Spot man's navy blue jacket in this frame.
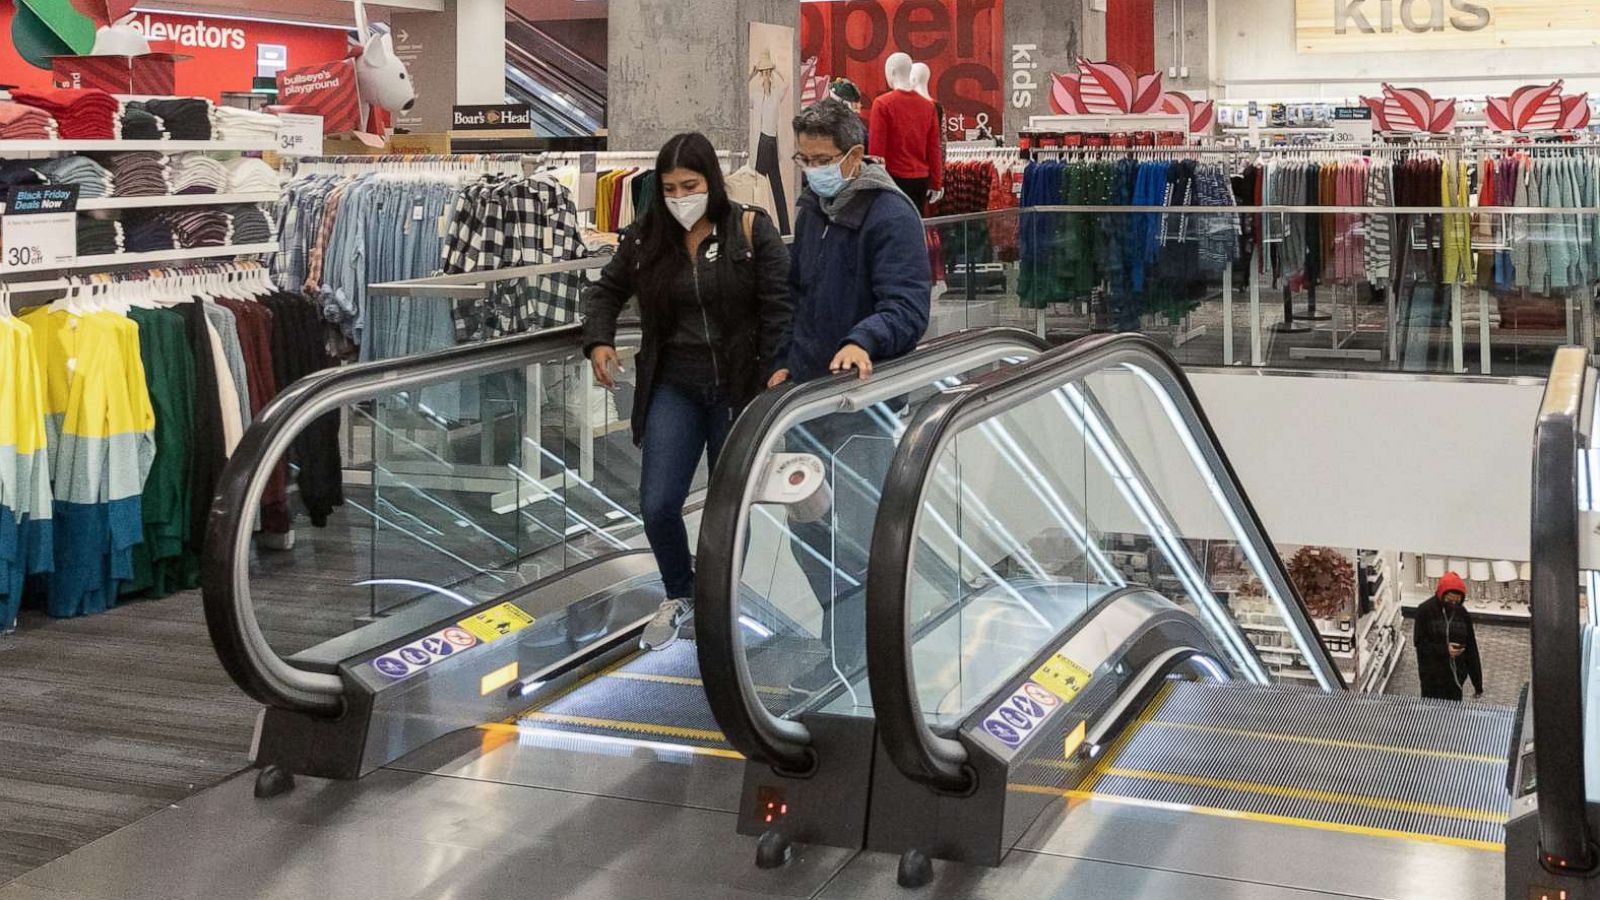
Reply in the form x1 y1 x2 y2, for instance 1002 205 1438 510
782 183 932 382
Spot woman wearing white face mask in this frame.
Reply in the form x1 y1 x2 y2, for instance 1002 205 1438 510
582 131 793 651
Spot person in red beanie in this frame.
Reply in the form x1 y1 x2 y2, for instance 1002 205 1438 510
1413 571 1484 702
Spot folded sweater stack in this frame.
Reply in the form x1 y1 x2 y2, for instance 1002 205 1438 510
118 105 164 140
123 215 177 253
212 107 281 141
168 153 228 194
129 98 212 140
224 157 279 193
0 101 56 140
75 217 123 255
100 152 171 197
10 88 119 139
225 204 275 244
34 155 112 198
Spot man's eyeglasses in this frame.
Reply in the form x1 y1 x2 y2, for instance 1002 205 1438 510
791 151 848 170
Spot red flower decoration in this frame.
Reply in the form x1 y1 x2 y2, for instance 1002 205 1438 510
1159 92 1215 134
1485 81 1591 132
1361 84 1457 134
1049 59 1163 115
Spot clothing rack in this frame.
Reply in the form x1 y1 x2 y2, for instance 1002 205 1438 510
2 259 271 303
291 153 534 176
946 146 1021 161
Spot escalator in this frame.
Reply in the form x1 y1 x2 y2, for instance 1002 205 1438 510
74 324 1578 899
503 11 604 136
849 333 1587 899
200 322 1049 875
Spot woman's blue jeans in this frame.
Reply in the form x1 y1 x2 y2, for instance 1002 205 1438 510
640 380 733 599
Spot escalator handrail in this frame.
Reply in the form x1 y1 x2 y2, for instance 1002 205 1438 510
202 323 638 716
864 333 1344 790
695 327 1050 772
1529 345 1594 870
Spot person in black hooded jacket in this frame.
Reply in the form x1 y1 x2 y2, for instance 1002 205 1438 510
582 131 792 653
1413 571 1484 702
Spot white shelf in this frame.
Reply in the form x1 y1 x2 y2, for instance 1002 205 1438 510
1 242 278 274
72 192 280 211
1360 633 1406 694
1357 592 1402 649
0 139 277 153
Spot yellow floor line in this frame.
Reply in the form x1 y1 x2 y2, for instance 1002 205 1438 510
1009 784 1504 853
1098 766 1507 824
1138 718 1505 765
477 722 744 760
521 710 729 744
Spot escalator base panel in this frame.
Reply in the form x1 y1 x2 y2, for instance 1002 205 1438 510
1085 681 1514 847
516 642 734 751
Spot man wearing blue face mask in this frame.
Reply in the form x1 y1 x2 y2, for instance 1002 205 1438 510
778 98 931 385
775 98 931 697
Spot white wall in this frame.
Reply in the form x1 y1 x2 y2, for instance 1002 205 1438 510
1191 369 1545 561
1216 0 1600 98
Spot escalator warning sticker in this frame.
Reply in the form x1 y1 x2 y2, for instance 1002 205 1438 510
458 602 536 644
1032 653 1092 704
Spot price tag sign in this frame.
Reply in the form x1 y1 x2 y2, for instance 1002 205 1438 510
2 185 78 271
276 113 325 158
1332 107 1374 143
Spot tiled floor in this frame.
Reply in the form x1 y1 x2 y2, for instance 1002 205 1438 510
1386 618 1530 708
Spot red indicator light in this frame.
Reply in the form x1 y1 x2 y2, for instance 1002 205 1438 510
780 804 788 814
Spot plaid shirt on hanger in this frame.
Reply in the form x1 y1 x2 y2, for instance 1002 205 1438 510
443 174 587 342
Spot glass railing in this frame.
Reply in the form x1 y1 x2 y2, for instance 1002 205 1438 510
205 321 650 711
864 333 1337 789
694 328 1049 770
926 205 1599 378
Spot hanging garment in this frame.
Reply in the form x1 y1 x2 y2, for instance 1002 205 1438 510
23 308 155 617
0 316 54 630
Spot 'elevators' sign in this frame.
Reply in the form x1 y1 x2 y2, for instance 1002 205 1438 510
1296 0 1600 52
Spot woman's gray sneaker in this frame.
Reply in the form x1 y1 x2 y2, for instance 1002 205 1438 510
640 598 693 650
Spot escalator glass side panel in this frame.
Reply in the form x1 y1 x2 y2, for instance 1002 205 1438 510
894 352 1327 735
735 352 1038 721
204 317 653 714
265 329 649 660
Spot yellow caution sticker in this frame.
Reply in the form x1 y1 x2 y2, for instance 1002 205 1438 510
480 661 520 696
1032 652 1092 703
1063 720 1088 759
459 602 536 643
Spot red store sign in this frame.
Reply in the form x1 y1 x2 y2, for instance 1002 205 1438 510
0 2 350 101
801 0 1006 138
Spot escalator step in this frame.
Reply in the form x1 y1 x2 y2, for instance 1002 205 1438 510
518 642 732 750
1082 681 1514 846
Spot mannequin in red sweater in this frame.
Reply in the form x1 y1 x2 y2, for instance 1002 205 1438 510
869 53 943 212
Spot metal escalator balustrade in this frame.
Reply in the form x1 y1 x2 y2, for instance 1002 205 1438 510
691 326 1050 850
203 322 639 718
200 309 1052 846
1504 344 1600 899
855 333 1348 872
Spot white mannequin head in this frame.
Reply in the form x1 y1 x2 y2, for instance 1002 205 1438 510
909 62 932 100
885 53 913 92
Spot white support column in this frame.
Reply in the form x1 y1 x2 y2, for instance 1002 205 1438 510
1478 287 1491 376
454 0 506 105
1450 283 1465 374
1249 261 1263 367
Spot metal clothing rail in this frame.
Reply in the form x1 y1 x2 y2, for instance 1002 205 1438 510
920 203 1600 226
2 259 273 300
